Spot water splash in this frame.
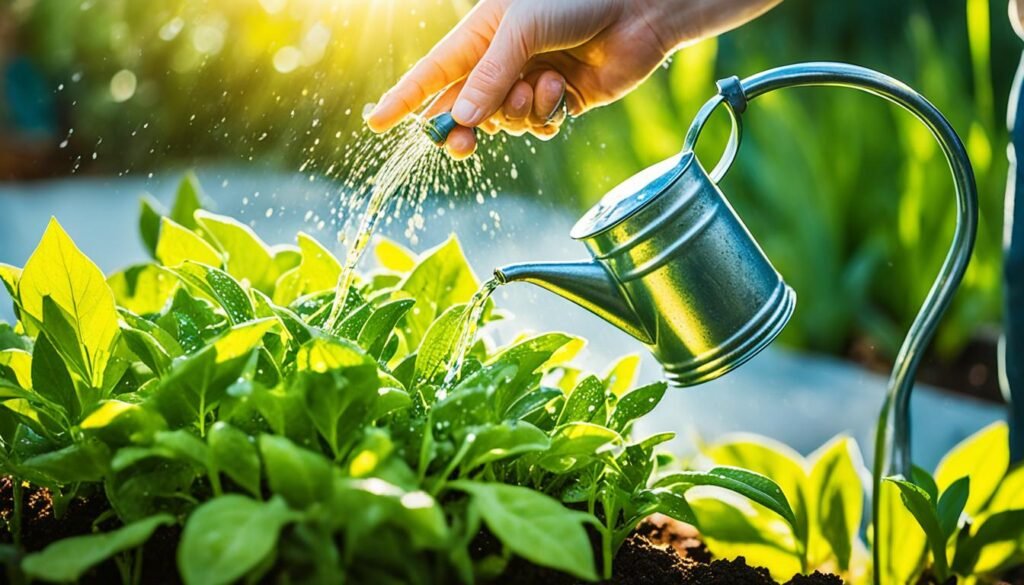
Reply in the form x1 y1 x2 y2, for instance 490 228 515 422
442 275 504 387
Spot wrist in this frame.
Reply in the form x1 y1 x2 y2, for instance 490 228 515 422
639 0 781 52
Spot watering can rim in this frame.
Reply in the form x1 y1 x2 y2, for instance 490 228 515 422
570 151 696 241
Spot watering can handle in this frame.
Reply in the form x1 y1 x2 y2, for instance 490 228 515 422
682 76 747 183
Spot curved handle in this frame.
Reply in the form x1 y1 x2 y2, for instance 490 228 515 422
683 76 746 183
690 62 978 585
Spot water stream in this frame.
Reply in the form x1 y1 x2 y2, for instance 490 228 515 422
325 124 438 329
442 275 504 387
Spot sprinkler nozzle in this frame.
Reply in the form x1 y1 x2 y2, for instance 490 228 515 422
422 112 459 146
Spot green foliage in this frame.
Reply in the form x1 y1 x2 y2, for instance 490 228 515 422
0 180 796 584
882 422 1024 583
694 434 867 581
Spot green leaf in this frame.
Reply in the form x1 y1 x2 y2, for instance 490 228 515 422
358 298 414 360
23 514 174 582
196 210 279 293
251 289 313 348
297 362 381 457
179 495 297 585
601 354 641 397
31 332 79 423
688 496 801 578
139 196 164 258
401 236 480 348
108 264 177 315
935 422 1009 516
657 466 797 530
374 237 417 272
157 217 222 268
451 481 597 581
296 232 341 293
171 172 205 229
951 508 1024 574
150 319 275 427
936 476 969 538
157 288 226 354
208 422 261 497
876 478 928 585
19 438 111 484
168 262 254 325
259 434 333 509
609 381 666 432
414 303 466 383
645 488 698 524
463 421 550 469
19 218 120 388
808 436 863 571
504 387 560 421
333 478 449 549
557 375 606 425
538 422 621 473
0 348 32 389
885 476 949 579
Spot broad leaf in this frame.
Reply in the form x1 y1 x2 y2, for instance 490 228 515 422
19 218 120 388
400 236 480 347
168 262 254 325
451 481 597 581
178 495 297 585
935 422 1008 516
157 217 222 268
208 422 261 497
23 514 174 582
196 211 279 293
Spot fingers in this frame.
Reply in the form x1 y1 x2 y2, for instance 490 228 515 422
444 126 477 160
530 70 567 127
502 80 534 121
365 2 496 133
451 13 533 126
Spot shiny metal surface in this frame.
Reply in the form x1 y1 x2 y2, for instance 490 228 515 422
501 144 796 387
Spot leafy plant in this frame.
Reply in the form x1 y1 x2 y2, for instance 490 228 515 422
882 422 1024 584
687 434 869 582
0 176 795 584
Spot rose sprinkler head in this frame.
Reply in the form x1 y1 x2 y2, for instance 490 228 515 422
421 112 459 146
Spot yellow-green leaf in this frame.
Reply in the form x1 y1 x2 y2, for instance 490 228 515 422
400 236 480 347
374 237 417 272
935 422 1009 516
108 264 177 315
196 211 278 293
297 232 341 293
602 353 641 396
19 218 120 388
0 349 32 388
156 217 222 268
0 263 20 298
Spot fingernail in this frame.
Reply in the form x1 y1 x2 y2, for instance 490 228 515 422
452 100 482 126
546 91 567 125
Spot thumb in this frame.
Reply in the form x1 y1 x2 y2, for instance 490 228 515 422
451 15 533 127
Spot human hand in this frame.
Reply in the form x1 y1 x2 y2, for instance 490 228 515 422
366 0 780 159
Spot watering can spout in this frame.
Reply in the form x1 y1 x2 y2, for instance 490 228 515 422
495 261 653 344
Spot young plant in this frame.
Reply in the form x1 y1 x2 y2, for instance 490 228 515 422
685 434 869 582
882 422 1024 584
0 175 796 585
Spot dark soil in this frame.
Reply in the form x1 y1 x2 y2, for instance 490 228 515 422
0 477 182 584
483 514 843 585
849 331 1002 403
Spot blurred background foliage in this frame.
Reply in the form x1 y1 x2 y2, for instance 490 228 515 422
3 0 1020 362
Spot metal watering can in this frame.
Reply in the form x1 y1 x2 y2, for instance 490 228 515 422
493 63 977 410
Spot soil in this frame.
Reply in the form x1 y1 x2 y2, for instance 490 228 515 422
7 480 1020 585
848 331 1003 403
0 477 182 584
483 514 843 585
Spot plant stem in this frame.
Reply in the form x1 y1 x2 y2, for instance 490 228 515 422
12 480 22 548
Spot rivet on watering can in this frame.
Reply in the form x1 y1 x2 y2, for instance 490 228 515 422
422 112 459 145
